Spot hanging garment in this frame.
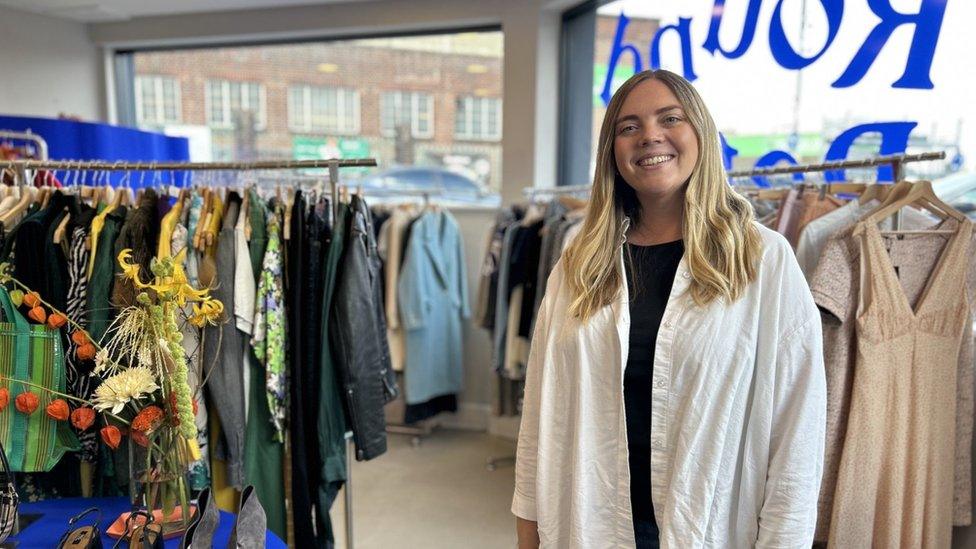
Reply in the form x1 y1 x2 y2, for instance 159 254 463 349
185 194 204 289
285 191 328 548
532 201 569 321
317 201 350 543
397 209 469 405
251 202 287 441
828 219 973 547
86 200 118 279
112 189 160 308
490 222 521 376
241 192 286 540
170 217 210 492
782 192 844 248
11 191 78 313
202 193 246 489
330 195 398 461
304 197 341 547
475 207 518 330
377 205 418 373
794 200 933 281
64 222 98 463
86 206 127 345
809 220 976 540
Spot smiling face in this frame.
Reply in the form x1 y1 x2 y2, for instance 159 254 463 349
613 78 699 202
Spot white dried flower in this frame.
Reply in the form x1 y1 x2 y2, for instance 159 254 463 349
93 348 111 374
137 346 153 368
92 366 160 414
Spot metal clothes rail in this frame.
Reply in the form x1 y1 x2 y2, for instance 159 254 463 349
0 130 48 160
731 151 948 233
0 158 375 171
727 151 946 182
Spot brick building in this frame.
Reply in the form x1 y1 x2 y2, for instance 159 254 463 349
132 32 504 189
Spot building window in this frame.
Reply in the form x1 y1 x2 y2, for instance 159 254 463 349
205 80 266 130
288 85 360 134
454 96 501 141
135 76 181 126
380 91 434 139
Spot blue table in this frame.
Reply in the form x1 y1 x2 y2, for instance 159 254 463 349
10 497 286 547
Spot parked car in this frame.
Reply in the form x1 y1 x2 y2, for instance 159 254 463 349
352 165 500 207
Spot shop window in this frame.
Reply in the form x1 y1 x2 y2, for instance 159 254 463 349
381 92 434 139
455 97 501 141
206 80 266 130
289 85 361 135
135 76 181 126
123 29 504 192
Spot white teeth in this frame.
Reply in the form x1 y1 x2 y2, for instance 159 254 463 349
637 155 673 166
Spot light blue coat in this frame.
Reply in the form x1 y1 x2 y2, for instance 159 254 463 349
397 210 470 404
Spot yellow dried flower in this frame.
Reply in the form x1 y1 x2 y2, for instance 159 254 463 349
189 299 224 328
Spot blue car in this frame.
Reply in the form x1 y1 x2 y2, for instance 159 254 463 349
352 166 500 206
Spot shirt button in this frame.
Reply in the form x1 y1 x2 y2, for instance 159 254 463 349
682 271 690 279
655 380 666 388
664 320 673 328
653 440 663 448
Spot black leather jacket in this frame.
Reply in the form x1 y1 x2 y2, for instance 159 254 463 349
329 195 399 460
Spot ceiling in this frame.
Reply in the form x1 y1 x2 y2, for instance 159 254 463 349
0 0 377 22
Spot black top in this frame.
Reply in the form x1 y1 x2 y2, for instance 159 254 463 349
623 239 684 543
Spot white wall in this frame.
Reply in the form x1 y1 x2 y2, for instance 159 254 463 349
0 6 102 120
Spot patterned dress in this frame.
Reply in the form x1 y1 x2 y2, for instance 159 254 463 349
65 226 97 462
251 203 287 442
171 222 211 490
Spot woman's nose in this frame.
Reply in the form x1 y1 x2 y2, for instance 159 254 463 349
639 124 664 147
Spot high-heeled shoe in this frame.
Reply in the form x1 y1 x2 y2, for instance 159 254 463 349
182 487 219 549
112 510 162 549
57 507 102 549
227 485 265 549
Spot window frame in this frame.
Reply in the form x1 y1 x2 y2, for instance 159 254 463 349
454 96 502 141
381 91 435 140
288 84 362 135
134 75 182 126
205 79 267 131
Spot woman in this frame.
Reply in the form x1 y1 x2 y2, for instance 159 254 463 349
512 70 826 548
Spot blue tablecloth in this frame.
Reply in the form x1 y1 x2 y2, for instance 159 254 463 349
10 497 286 547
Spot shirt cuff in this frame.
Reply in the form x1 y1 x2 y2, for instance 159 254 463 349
511 489 537 521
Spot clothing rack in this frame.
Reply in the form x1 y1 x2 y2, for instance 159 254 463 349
0 129 49 160
0 156 374 549
730 151 947 232
727 151 946 182
0 158 376 224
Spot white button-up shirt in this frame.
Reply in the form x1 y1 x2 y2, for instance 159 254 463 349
512 223 826 548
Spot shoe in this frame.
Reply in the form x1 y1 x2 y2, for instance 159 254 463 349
227 485 266 549
113 510 162 549
57 507 103 549
182 487 219 549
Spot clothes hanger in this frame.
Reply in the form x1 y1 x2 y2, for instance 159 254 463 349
863 180 964 235
0 186 19 218
0 168 33 228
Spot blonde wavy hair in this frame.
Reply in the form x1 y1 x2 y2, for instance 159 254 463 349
563 69 761 321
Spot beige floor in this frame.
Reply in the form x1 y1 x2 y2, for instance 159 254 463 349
330 429 517 549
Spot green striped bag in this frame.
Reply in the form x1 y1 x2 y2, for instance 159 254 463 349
0 286 78 472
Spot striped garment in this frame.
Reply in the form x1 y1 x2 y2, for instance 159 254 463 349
65 226 97 462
